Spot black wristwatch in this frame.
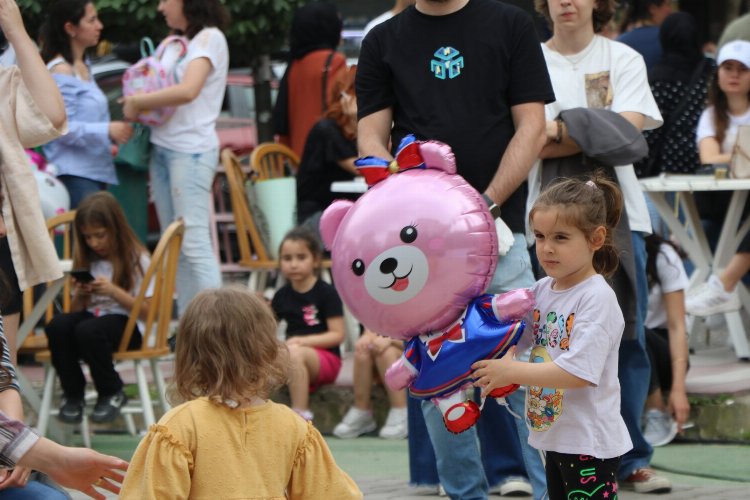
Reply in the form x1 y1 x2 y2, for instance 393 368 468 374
482 193 501 219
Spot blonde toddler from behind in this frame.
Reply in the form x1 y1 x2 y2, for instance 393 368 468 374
120 287 362 499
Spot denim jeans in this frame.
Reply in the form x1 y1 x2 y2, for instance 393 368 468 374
0 480 69 500
150 144 222 314
506 388 548 500
58 174 106 209
488 234 547 499
408 234 540 499
618 232 653 479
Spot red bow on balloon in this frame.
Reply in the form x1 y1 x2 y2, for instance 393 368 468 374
355 134 426 186
426 321 465 358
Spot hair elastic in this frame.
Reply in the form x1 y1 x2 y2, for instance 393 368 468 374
585 180 598 189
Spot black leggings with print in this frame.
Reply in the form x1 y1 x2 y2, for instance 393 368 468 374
546 451 621 500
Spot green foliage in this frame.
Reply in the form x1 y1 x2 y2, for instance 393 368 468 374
223 0 307 66
17 0 307 65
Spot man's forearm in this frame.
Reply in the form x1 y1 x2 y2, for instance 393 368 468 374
357 109 394 159
484 103 546 205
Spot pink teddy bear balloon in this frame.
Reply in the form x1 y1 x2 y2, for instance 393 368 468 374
320 136 534 433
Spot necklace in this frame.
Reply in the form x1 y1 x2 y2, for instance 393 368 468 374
550 37 596 71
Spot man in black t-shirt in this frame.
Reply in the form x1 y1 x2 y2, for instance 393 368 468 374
356 0 554 498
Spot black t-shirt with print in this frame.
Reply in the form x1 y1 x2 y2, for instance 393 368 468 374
296 118 358 223
356 0 555 233
271 279 344 357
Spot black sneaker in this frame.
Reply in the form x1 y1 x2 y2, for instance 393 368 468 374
90 391 128 423
57 398 84 424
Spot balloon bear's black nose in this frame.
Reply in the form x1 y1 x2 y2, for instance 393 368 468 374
380 257 397 274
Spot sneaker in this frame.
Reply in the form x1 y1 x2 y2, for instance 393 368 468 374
292 408 314 422
622 467 672 493
643 409 678 447
379 407 408 439
57 398 84 424
90 391 127 423
685 275 740 316
332 407 376 438
491 477 533 497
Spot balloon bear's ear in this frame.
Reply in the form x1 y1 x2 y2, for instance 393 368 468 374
320 200 355 250
419 141 457 175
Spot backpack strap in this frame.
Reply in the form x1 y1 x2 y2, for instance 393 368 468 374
155 35 189 60
155 35 190 83
140 37 155 58
321 50 336 112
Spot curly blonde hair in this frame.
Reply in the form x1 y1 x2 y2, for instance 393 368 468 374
169 286 290 406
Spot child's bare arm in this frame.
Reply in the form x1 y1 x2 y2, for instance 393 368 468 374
286 316 346 349
472 347 589 397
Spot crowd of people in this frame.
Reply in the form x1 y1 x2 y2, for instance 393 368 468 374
0 0 749 498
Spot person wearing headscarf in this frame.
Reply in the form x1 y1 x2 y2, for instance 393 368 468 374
273 2 346 158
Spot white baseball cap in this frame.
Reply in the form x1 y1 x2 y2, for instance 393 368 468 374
717 40 750 67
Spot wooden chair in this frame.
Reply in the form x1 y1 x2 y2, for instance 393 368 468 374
222 148 278 291
36 219 184 443
19 210 76 355
249 142 300 179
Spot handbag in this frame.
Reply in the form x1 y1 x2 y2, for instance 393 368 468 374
114 123 151 171
730 125 750 179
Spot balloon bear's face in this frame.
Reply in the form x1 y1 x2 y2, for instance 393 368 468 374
321 168 498 340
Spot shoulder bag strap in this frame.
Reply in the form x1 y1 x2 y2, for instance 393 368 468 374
321 50 336 112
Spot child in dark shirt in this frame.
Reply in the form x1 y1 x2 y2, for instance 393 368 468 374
271 227 345 421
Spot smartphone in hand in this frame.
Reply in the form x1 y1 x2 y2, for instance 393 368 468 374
70 269 95 283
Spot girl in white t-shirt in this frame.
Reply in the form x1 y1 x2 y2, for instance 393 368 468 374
531 0 668 492
121 0 229 314
642 234 690 447
687 40 750 317
474 174 631 500
45 192 153 426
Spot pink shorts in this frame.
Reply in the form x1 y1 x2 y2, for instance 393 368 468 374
311 348 342 391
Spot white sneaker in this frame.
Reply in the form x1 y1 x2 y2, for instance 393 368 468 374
491 477 533 496
293 408 314 422
643 409 678 447
685 275 740 316
378 407 408 439
333 407 376 438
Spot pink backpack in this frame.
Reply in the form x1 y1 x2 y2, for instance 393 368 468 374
122 35 189 126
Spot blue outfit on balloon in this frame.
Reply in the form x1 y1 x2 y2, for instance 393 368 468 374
404 294 525 400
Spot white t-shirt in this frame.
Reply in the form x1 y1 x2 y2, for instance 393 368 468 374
695 105 750 154
151 28 229 153
87 253 154 317
523 275 632 459
528 35 663 234
644 243 688 330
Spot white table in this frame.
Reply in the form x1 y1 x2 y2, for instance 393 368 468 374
17 260 72 441
640 175 750 360
331 178 368 194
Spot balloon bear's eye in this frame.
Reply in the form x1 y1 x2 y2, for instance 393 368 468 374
352 259 365 276
400 226 417 243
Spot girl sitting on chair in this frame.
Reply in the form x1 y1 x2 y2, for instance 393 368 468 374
45 191 153 425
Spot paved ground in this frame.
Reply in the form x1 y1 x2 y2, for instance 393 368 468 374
63 433 749 499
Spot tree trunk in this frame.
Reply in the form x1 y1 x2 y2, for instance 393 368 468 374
252 53 275 144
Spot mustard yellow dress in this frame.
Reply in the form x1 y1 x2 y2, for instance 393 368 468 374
119 398 362 499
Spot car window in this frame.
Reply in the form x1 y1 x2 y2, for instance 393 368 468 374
96 72 125 121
